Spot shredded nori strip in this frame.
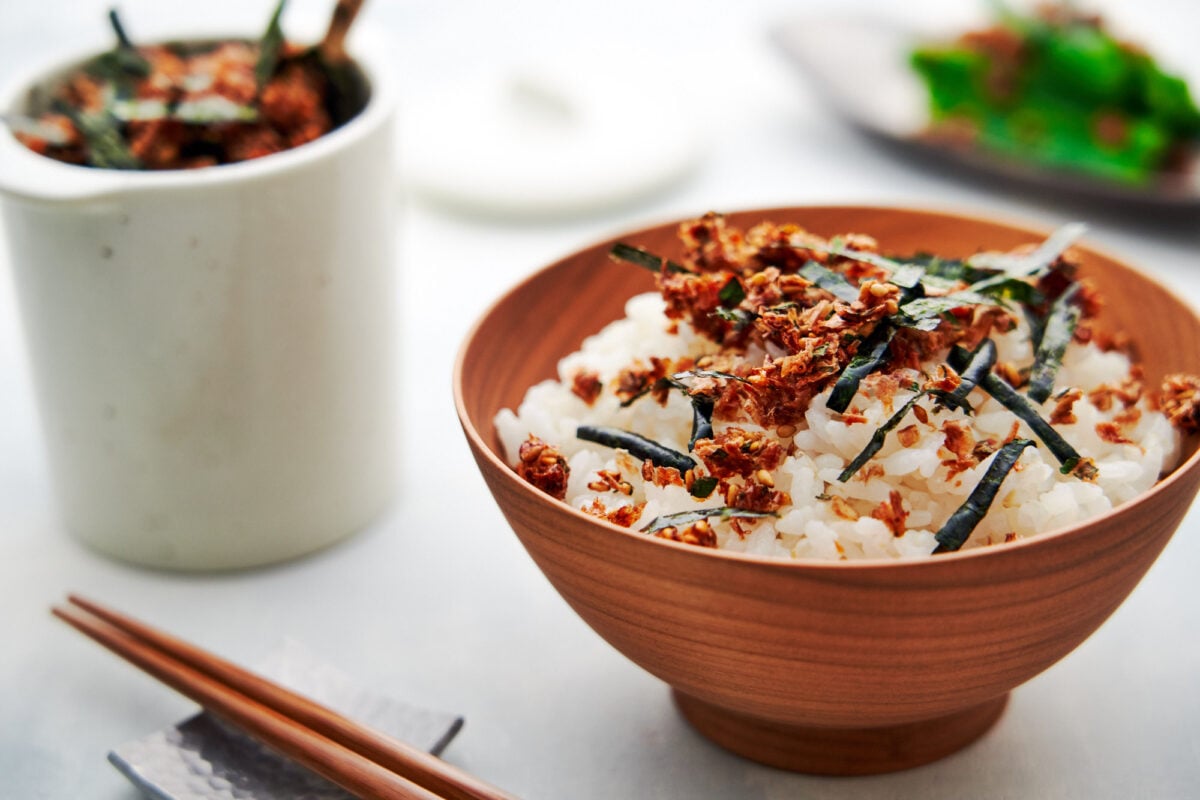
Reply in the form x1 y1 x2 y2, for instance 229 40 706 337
108 9 150 77
641 506 777 534
827 325 896 413
895 293 987 330
688 395 716 450
87 9 151 90
838 392 928 482
934 439 1036 553
609 242 690 274
818 240 927 300
905 255 993 285
886 262 926 291
618 372 743 450
966 223 1087 277
577 425 695 473
946 338 998 409
823 238 906 274
255 0 289 92
53 101 140 169
977 373 1094 478
1024 304 1049 353
1027 283 1083 404
799 261 859 302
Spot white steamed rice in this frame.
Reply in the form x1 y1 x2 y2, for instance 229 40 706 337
496 292 1181 560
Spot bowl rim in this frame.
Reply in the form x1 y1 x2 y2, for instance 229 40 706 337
453 203 1200 572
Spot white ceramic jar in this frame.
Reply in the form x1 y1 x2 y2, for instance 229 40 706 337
0 33 398 570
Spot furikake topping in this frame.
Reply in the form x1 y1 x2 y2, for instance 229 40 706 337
9 1 367 170
521 213 1142 554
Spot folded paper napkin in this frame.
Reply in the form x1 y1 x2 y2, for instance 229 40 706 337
108 639 464 800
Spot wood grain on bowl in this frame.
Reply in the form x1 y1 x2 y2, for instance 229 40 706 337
454 207 1200 774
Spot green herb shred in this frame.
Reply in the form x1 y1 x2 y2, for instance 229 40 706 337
689 476 719 499
641 506 777 534
718 276 746 306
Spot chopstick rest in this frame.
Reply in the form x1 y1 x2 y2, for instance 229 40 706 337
111 639 463 800
53 596 521 800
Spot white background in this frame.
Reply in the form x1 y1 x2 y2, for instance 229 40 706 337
1 1 1198 797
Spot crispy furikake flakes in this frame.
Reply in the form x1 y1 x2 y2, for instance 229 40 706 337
11 6 359 170
511 213 1200 555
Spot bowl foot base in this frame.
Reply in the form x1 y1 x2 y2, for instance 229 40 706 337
672 690 1008 775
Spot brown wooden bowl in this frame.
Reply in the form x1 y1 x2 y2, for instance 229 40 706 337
453 206 1200 775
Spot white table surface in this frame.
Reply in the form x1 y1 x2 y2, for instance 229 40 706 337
2 1 1199 797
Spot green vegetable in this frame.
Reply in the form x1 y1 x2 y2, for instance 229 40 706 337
910 7 1200 184
934 439 1036 552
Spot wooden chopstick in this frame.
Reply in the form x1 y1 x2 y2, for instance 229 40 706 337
53 595 521 800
